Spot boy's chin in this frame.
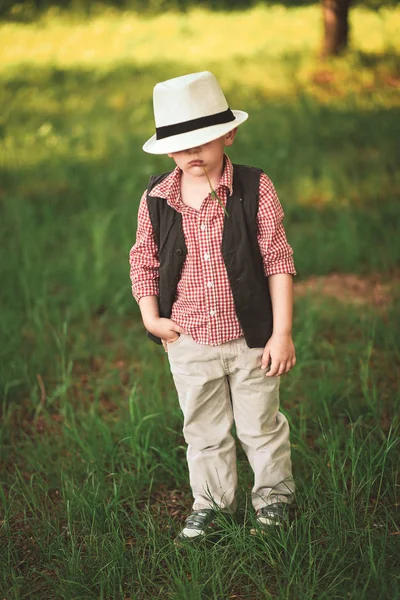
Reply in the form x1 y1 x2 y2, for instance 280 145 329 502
184 164 207 175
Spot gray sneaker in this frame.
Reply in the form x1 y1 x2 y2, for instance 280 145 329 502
249 502 290 536
174 509 219 545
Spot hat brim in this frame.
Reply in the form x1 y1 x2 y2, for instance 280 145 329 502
142 110 248 155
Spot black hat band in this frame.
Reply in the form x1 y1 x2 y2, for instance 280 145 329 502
156 108 235 141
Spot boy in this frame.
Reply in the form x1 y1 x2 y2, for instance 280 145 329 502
129 71 297 543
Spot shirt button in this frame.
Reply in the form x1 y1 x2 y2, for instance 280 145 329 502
207 281 214 288
200 224 206 231
210 310 216 317
203 252 209 260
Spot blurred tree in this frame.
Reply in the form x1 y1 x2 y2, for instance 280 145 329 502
321 0 352 56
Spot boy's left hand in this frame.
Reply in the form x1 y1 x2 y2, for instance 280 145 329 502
261 333 296 377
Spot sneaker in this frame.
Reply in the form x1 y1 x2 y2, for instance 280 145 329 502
174 509 219 545
249 502 290 536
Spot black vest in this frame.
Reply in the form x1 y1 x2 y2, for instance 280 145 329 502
146 163 274 348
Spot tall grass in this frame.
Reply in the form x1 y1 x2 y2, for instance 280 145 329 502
0 4 399 598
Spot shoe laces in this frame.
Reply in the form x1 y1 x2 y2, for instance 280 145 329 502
184 509 216 529
258 503 287 519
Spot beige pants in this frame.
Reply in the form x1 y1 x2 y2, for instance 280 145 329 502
166 334 295 513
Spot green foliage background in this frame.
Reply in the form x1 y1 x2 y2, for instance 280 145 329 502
2 0 400 20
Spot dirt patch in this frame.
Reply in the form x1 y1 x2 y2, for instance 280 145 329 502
295 271 398 308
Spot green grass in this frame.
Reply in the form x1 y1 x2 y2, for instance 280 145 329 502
1 4 400 599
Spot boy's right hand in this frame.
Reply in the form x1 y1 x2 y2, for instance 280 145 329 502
145 317 188 351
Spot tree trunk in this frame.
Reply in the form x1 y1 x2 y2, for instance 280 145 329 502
321 0 352 57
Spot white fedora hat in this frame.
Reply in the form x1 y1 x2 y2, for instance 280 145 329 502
142 71 248 155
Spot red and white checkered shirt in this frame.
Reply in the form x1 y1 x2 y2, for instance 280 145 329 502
129 154 296 346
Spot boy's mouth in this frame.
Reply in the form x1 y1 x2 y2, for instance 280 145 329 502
188 159 204 166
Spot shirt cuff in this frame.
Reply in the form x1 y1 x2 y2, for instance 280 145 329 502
132 281 159 304
265 258 297 277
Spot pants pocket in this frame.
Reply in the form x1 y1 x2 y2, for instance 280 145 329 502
167 333 185 348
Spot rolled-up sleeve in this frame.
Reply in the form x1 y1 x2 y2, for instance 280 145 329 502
129 191 160 303
257 173 297 277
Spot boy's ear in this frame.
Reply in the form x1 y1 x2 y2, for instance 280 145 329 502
224 127 238 146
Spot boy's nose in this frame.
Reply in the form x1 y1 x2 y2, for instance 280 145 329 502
188 145 202 154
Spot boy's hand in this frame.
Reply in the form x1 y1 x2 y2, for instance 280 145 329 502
261 333 296 377
145 317 188 351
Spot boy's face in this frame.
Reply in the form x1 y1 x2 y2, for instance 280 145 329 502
167 128 237 176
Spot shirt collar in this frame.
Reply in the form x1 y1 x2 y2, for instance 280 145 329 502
150 153 234 206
